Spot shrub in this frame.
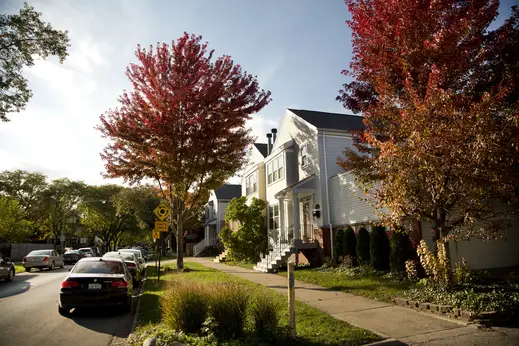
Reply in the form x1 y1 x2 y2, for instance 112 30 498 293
219 197 268 263
334 228 345 259
390 229 411 273
405 259 418 280
162 280 209 333
356 227 370 265
250 294 282 337
343 226 357 266
370 225 390 271
209 283 250 340
416 240 451 288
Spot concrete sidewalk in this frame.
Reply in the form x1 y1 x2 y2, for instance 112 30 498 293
188 258 519 345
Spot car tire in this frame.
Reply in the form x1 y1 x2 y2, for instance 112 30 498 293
49 262 55 271
6 268 14 282
25 267 31 272
58 305 69 316
60 262 64 269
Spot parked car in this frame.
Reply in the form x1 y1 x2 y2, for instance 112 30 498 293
22 249 64 272
78 248 95 257
102 251 142 286
62 250 86 265
0 254 15 282
120 249 146 276
58 257 133 315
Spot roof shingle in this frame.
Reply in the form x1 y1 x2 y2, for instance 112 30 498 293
253 143 268 157
288 108 365 131
214 184 242 200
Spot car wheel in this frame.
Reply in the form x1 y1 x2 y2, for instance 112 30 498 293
60 262 64 269
49 262 55 270
58 305 69 316
25 267 31 272
6 268 14 282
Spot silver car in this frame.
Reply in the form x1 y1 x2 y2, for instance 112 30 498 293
119 249 145 276
22 249 64 272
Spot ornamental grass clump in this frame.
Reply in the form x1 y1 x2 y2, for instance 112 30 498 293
250 294 282 337
209 283 250 340
161 280 209 333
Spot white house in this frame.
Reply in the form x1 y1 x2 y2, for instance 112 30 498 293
241 143 269 203
253 108 519 272
193 184 241 257
254 109 378 271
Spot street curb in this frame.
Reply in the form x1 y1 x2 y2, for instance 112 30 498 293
128 269 148 342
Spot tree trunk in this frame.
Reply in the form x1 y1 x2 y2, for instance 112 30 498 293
176 216 184 270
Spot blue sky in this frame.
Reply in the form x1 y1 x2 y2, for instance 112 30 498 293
0 0 516 186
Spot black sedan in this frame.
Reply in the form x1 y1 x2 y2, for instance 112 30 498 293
62 250 86 265
58 257 133 316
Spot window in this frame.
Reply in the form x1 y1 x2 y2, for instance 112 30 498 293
245 172 257 195
267 154 284 184
301 144 308 167
268 205 280 230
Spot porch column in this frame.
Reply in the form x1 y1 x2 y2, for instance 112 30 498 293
278 198 285 238
292 193 300 240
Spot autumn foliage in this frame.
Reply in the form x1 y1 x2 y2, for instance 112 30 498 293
338 0 519 241
97 33 271 268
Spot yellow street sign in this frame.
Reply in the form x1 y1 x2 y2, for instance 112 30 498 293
152 230 160 239
154 203 171 221
155 221 169 232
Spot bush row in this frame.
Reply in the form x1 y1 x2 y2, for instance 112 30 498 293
161 280 281 341
335 225 412 272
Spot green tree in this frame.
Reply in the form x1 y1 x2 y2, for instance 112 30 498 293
78 185 138 251
0 2 70 121
356 227 370 265
0 196 31 242
219 197 267 263
334 228 345 259
370 225 390 271
390 229 411 273
0 169 48 239
39 178 86 241
343 226 357 266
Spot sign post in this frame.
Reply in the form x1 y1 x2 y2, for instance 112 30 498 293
153 203 171 282
288 261 296 337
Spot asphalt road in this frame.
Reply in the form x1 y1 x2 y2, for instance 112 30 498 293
0 266 136 346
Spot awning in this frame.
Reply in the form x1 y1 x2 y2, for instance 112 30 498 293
275 174 317 200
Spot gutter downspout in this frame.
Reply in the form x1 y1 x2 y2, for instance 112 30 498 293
322 130 333 260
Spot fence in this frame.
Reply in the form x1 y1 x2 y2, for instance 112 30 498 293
0 243 54 261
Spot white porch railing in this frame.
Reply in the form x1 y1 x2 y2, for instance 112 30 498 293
193 237 219 257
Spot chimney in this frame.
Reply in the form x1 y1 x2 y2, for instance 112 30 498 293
266 133 272 155
271 128 277 145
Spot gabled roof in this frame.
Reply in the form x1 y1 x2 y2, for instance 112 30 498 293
288 108 365 131
253 143 268 158
214 184 242 200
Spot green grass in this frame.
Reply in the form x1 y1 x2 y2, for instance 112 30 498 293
277 267 412 303
14 264 25 273
136 262 380 346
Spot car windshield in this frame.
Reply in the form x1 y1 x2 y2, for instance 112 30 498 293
29 250 52 256
78 249 92 253
72 261 124 274
103 252 121 258
65 250 80 254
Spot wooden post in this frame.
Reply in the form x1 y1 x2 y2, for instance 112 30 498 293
288 261 296 337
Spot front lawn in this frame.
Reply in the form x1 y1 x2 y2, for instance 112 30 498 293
14 263 25 273
277 266 412 303
132 262 380 346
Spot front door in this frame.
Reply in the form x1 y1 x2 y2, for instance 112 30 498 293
302 199 312 242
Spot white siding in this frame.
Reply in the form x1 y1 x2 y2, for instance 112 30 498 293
217 201 229 233
317 132 356 226
329 172 380 226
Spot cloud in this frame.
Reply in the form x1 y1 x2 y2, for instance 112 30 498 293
247 114 278 144
256 51 286 89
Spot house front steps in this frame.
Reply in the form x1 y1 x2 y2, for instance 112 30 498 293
214 249 229 263
253 239 317 273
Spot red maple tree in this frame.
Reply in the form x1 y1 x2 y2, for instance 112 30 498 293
337 1 519 243
97 33 271 268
